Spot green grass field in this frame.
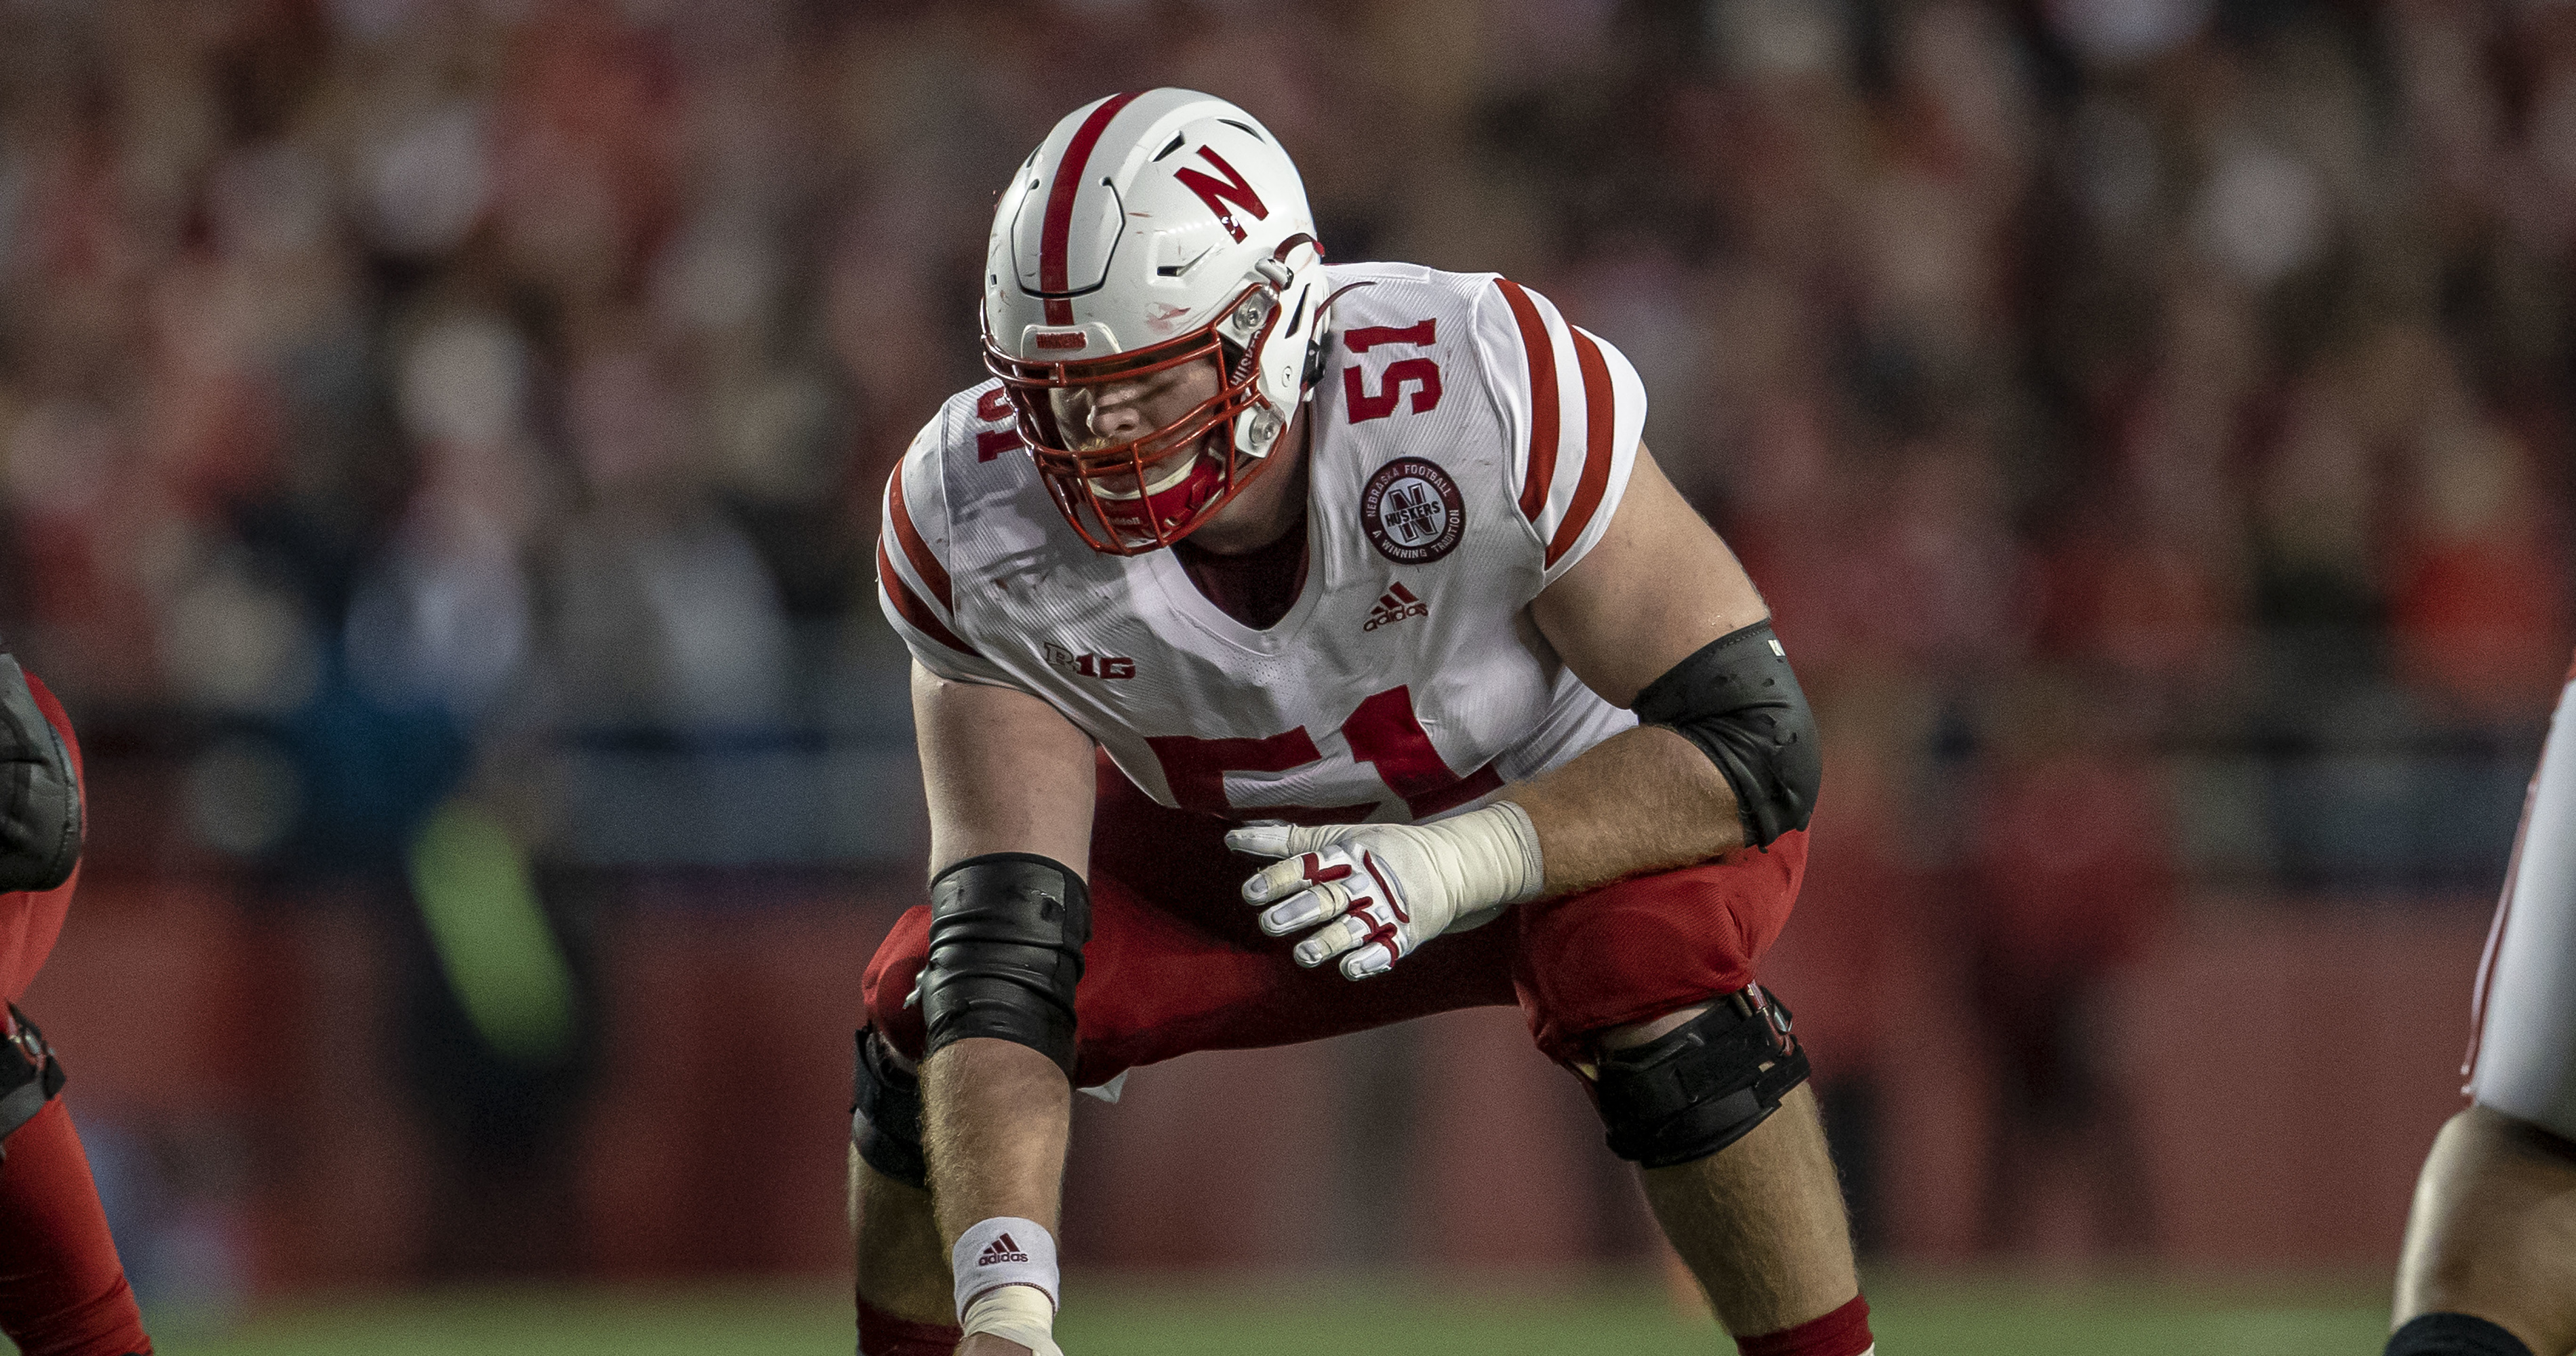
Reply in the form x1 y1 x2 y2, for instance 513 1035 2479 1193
137 1272 2392 1355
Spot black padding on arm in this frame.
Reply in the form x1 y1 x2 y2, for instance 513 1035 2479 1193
921 852 1089 1079
1630 620 1819 850
0 654 81 895
851 1029 927 1189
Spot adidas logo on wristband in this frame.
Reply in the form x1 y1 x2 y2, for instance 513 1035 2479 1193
952 1216 1060 1321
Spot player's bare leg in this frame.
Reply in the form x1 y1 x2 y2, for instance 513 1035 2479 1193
850 1150 950 1326
1638 1085 1857 1334
2394 1104 2576 1355
926 1038 1074 1356
1606 1009 1862 1344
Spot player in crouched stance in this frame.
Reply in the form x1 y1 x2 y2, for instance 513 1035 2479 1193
853 89 1872 1356
2392 660 2576 1356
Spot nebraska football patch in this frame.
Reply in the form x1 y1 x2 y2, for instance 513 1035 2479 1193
1361 457 1465 565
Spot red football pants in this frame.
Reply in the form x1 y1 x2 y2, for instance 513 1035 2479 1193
864 758 1807 1083
0 1099 150 1356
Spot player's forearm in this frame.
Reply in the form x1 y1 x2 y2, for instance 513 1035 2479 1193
1504 723 1747 897
921 1037 1073 1244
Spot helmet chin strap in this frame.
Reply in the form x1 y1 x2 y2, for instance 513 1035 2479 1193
1193 412 1311 555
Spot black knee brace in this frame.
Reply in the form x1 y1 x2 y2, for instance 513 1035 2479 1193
921 852 1089 1078
1590 984 1809 1169
2386 1315 2535 1356
851 1029 926 1190
0 1004 66 1161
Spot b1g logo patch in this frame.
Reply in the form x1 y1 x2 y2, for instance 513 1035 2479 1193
1361 457 1465 565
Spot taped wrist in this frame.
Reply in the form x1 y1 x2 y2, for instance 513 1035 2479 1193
921 853 1089 1079
1422 800 1546 909
961 1285 1061 1356
0 654 81 894
1630 620 1819 850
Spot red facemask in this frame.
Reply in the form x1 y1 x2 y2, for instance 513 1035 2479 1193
986 285 1287 555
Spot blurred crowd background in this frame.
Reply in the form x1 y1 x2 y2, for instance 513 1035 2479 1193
0 0 2565 1326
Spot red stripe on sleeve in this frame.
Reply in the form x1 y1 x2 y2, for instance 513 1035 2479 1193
884 468 953 610
1495 280 1558 523
1039 92 1141 299
1545 327 1618 569
878 541 980 658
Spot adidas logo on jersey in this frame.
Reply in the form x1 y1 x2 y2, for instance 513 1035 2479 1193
978 1234 1030 1266
1363 582 1428 632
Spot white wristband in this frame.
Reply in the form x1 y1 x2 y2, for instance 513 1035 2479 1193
952 1216 1060 1318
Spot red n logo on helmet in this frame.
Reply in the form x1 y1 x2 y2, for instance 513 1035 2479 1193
1173 146 1270 243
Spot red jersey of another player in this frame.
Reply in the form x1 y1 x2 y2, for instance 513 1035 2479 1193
0 660 152 1356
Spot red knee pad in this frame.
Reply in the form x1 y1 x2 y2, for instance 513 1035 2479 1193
859 1297 961 1356
1737 1293 1872 1356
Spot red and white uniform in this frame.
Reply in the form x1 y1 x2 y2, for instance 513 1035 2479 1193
868 264 1807 1085
2466 656 2576 1140
880 263 1642 824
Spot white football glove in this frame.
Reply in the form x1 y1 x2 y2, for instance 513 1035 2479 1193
1226 802 1546 979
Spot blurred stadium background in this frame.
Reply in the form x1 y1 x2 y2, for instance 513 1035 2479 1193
0 0 2564 1348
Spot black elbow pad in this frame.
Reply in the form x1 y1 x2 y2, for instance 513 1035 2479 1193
921 852 1089 1079
1630 621 1819 850
0 654 80 894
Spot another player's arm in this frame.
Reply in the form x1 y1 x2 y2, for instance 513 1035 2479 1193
909 662 1095 1343
1509 443 1784 894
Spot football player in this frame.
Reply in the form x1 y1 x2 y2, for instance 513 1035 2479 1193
2391 657 2576 1356
0 647 153 1356
856 89 1870 1356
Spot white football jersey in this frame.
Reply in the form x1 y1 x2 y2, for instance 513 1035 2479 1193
877 262 1646 826
2466 661 2576 1140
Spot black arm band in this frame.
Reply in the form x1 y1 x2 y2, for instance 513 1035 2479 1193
1630 620 1820 850
920 852 1090 1079
0 654 81 895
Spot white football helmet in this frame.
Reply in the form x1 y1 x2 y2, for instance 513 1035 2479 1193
982 89 1330 555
